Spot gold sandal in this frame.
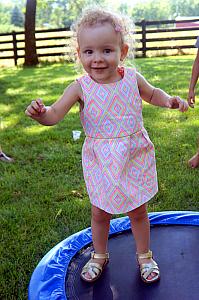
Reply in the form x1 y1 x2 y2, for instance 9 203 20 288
80 252 109 282
137 250 160 284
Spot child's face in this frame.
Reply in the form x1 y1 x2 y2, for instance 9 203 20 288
77 23 128 84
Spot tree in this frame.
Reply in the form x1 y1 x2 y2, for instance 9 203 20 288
11 5 24 27
131 0 171 22
169 0 199 17
36 0 107 29
24 0 39 66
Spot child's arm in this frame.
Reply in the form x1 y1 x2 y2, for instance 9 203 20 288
188 49 199 108
136 72 188 112
25 81 82 125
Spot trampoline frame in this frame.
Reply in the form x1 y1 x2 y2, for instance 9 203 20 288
28 211 199 300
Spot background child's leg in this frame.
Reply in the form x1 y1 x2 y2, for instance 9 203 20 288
188 136 199 168
188 150 199 168
127 203 157 280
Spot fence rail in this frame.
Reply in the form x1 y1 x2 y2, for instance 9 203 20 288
0 18 199 66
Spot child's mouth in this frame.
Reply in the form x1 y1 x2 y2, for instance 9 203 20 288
91 67 107 70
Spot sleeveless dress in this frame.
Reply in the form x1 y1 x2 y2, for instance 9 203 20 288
77 67 158 214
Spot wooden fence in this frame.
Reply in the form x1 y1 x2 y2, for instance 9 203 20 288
0 18 199 66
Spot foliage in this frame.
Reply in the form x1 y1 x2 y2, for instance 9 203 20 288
0 0 199 32
11 5 24 27
36 0 107 28
169 0 199 18
131 0 171 21
0 2 12 26
131 0 199 21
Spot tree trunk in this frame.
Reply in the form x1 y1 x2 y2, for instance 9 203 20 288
24 0 39 66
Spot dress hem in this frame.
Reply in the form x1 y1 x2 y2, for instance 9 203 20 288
90 189 158 214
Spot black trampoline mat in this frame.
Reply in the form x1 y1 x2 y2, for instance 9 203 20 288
65 225 199 300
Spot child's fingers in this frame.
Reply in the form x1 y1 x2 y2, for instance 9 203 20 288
169 96 188 112
181 101 189 112
177 97 189 112
36 98 43 105
28 100 41 114
187 97 195 108
183 100 189 112
168 96 179 109
36 98 45 111
25 99 46 117
25 108 32 117
32 100 40 111
187 90 195 108
25 102 38 116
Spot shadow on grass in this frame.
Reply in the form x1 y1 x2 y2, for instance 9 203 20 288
0 63 77 117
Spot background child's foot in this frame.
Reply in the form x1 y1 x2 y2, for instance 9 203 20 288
188 152 199 168
0 151 14 162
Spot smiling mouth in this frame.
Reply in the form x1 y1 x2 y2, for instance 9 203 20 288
91 67 107 70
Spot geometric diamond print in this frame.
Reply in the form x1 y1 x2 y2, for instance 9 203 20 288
120 81 130 98
96 86 110 103
87 99 103 125
108 95 126 117
102 119 117 136
79 67 158 214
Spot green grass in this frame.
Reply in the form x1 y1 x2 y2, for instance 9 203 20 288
0 56 199 299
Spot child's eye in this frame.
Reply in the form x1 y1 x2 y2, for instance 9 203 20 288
84 50 93 55
104 49 111 54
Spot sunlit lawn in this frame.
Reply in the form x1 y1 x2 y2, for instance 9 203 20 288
0 56 199 299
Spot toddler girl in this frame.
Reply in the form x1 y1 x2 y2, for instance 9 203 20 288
25 8 188 284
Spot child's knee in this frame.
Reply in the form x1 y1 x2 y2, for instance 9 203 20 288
128 204 148 222
91 205 111 223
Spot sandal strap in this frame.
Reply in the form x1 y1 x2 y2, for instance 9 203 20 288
82 262 102 273
141 262 160 281
82 262 102 279
137 250 152 259
91 252 109 259
81 253 109 282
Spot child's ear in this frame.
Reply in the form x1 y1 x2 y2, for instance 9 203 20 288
77 47 80 59
120 44 129 61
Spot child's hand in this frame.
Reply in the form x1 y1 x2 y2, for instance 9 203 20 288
25 98 47 118
187 90 195 108
167 96 189 112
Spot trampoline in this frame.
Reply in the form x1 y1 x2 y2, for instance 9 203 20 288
29 211 199 300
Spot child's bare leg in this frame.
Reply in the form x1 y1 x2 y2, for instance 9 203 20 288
188 151 199 168
91 205 112 253
127 203 156 280
83 205 112 280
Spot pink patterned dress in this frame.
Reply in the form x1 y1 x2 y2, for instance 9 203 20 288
77 67 158 214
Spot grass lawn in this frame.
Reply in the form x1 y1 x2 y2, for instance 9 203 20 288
0 56 199 299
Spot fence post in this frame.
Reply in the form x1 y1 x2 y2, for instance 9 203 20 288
12 31 18 66
141 19 146 58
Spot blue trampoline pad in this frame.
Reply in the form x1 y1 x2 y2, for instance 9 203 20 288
28 211 199 300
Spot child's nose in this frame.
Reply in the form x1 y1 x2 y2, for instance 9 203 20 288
93 52 103 62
